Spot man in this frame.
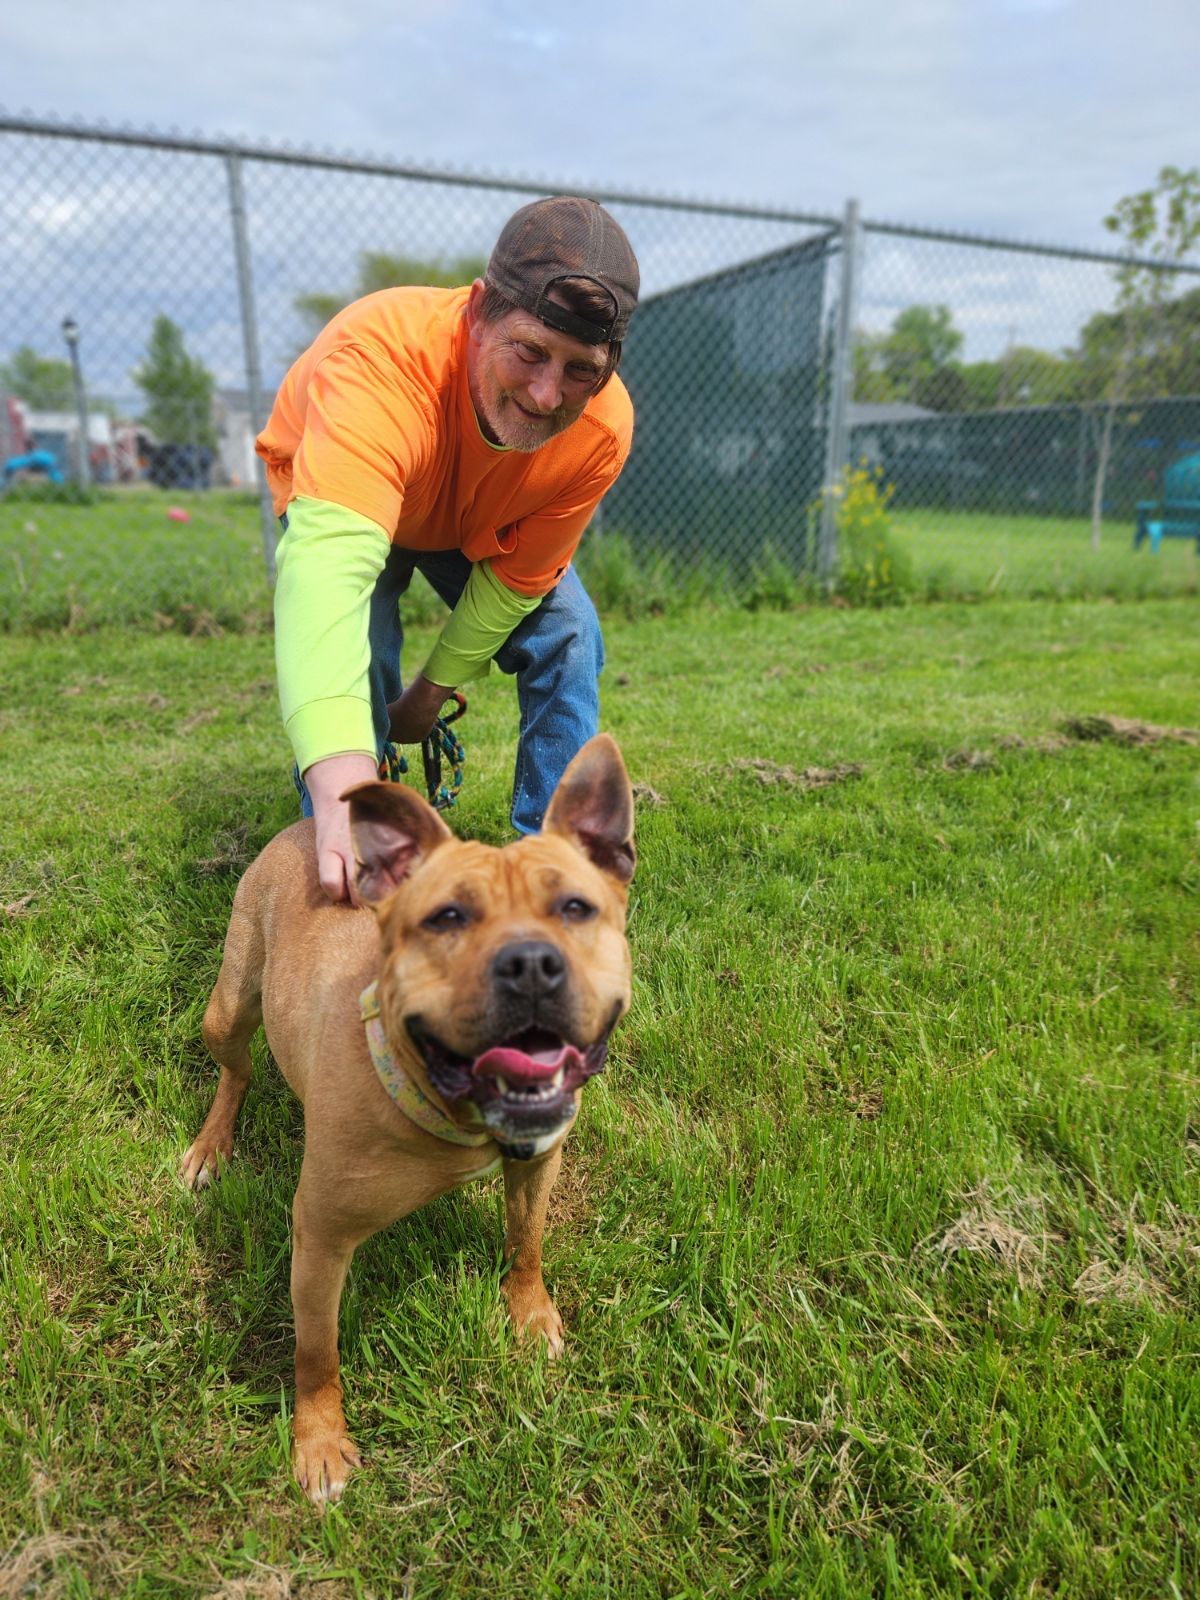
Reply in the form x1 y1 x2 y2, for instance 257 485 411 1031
257 196 639 903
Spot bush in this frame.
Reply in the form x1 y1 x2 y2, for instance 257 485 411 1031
830 463 915 606
745 541 815 611
574 529 675 619
2 479 97 505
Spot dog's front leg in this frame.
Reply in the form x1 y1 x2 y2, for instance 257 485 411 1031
289 1185 364 1508
500 1141 566 1356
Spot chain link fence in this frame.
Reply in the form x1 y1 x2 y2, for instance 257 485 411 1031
1 114 1197 615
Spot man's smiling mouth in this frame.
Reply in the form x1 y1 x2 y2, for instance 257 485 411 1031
512 399 554 421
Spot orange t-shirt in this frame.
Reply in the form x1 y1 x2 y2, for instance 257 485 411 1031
257 285 634 597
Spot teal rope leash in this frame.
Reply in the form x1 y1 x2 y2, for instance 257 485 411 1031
378 691 467 811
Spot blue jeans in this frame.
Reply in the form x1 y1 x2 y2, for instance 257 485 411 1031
293 541 604 835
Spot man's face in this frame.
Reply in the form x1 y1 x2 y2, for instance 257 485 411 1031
466 281 609 453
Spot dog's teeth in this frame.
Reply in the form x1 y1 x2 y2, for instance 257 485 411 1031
552 1068 564 1090
495 1075 510 1094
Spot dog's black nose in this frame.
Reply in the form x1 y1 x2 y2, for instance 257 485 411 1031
491 940 566 998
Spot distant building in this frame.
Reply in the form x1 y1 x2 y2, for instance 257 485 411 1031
846 402 937 470
0 396 29 461
22 407 116 482
213 388 264 488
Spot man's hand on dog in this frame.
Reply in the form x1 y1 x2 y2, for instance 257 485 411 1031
303 675 453 905
302 752 380 904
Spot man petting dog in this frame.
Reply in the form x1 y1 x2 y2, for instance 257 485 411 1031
256 196 639 904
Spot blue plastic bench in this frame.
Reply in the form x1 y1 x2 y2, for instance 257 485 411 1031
1135 450 1200 552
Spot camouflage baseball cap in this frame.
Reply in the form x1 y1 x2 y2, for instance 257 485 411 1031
487 196 640 345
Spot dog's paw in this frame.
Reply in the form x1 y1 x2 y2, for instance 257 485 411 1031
179 1139 231 1191
503 1278 565 1358
293 1429 362 1510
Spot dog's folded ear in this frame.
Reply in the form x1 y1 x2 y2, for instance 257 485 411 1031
342 781 454 904
542 733 636 884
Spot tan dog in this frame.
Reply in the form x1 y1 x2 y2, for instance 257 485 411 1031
182 734 634 1507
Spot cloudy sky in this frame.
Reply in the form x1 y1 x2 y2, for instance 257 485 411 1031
4 0 1193 247
2 0 1196 397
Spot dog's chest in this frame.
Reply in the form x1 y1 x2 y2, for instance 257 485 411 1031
453 1152 503 1186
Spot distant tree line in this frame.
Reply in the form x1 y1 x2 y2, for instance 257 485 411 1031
294 250 487 342
853 286 1200 414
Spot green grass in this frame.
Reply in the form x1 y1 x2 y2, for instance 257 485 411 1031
3 493 1195 641
889 507 1199 600
1 588 1198 1597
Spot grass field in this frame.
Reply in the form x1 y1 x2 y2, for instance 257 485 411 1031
1 490 1195 640
0 508 1198 1596
888 507 1198 601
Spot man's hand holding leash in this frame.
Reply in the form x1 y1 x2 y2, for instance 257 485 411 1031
386 673 452 745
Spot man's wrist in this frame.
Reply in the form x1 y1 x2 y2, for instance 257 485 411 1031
302 751 379 805
408 672 454 709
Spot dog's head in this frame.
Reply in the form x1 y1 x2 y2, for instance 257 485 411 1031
344 734 634 1160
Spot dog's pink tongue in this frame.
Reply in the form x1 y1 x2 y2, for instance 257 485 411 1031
473 1043 582 1088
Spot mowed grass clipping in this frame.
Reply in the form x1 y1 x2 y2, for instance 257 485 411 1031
1 591 1198 1597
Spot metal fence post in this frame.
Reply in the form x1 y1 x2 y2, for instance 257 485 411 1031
818 198 862 582
224 153 278 584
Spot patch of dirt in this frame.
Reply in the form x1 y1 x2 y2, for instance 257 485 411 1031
851 1088 884 1121
937 715 1196 774
942 749 995 771
725 758 864 789
1061 714 1199 747
181 708 220 733
995 733 1071 755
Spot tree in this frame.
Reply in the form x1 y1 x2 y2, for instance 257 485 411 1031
0 345 76 409
1073 283 1200 402
133 315 217 449
295 251 488 340
852 331 898 403
1086 165 1200 548
880 305 963 403
959 346 1081 410
912 364 970 412
851 306 968 411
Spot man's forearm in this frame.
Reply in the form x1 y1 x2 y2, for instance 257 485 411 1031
422 559 541 685
387 673 454 744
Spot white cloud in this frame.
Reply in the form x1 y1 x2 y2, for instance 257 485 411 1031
2 0 1198 396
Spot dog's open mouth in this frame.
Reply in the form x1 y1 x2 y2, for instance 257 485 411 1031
475 1028 583 1091
407 1016 615 1141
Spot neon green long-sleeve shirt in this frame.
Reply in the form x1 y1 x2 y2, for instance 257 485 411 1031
274 495 540 774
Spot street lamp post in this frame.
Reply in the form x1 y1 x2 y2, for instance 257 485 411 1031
60 316 91 489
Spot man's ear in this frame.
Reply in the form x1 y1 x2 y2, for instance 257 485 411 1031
465 278 487 340
343 781 454 905
542 734 636 884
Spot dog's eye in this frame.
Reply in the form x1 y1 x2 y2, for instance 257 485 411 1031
559 896 596 923
423 904 469 932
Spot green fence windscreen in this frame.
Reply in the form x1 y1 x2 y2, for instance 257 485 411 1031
604 233 833 571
